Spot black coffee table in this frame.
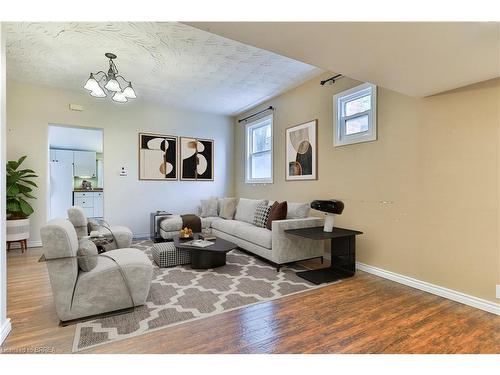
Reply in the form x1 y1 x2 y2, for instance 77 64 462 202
173 234 237 269
285 226 363 284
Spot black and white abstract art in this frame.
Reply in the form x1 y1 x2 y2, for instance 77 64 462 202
180 137 214 181
285 120 317 181
139 133 178 180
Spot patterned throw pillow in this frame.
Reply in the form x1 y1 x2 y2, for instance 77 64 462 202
253 202 272 228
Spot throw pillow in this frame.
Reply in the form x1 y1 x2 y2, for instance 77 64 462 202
286 202 310 219
77 238 98 272
234 198 268 224
219 197 239 220
253 202 272 228
266 201 288 230
200 198 218 217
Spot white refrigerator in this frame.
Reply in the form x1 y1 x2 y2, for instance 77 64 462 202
50 162 74 220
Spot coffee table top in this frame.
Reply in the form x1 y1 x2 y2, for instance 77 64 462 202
173 233 237 253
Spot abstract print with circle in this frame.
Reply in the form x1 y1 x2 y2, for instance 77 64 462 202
139 133 178 180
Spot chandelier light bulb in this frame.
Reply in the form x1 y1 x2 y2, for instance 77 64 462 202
104 75 121 92
112 91 128 103
84 74 101 92
122 83 137 99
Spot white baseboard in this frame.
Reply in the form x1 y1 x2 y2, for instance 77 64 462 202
356 262 500 316
133 233 150 240
8 240 42 249
0 318 12 345
496 285 500 299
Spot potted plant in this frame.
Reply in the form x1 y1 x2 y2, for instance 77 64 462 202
6 156 38 252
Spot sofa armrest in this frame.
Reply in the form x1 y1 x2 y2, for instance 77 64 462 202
271 217 324 264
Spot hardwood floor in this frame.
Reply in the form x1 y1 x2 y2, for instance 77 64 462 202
1 245 499 354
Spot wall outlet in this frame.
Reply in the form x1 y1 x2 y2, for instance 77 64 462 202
119 166 128 177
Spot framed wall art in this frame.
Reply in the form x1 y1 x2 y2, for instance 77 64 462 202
139 133 178 180
180 137 214 181
285 119 317 181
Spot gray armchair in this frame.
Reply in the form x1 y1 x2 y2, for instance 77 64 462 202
67 205 133 249
40 219 152 323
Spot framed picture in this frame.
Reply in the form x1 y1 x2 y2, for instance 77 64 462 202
180 137 214 181
285 119 317 181
139 133 178 180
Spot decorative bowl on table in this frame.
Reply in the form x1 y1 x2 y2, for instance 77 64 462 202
179 227 193 240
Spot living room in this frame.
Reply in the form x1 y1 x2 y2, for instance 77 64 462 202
0 1 499 372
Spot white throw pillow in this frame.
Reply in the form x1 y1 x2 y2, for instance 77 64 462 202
286 202 310 219
200 198 218 218
219 197 239 220
235 198 268 224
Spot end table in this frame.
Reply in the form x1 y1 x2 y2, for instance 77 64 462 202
285 226 363 285
150 211 172 243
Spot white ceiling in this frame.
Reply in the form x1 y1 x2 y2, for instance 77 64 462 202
188 22 500 97
49 125 103 153
5 22 323 115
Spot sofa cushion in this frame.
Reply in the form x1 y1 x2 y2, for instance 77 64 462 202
266 201 288 230
77 238 98 272
200 198 218 217
235 198 268 224
218 197 239 220
211 219 247 234
233 224 272 249
287 202 310 219
160 215 215 232
212 219 272 249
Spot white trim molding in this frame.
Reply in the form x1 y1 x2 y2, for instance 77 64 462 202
496 285 500 299
356 262 500 316
0 318 11 345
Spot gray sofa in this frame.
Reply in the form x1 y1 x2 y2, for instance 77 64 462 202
159 199 323 269
40 219 152 322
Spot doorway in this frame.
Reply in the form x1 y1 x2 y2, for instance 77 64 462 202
48 125 104 220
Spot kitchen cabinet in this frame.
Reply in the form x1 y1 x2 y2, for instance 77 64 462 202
50 149 74 164
73 151 96 177
73 191 104 218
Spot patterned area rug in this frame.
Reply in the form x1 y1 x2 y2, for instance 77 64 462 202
73 240 331 352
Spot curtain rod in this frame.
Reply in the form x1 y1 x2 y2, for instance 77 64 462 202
320 74 343 86
238 106 274 123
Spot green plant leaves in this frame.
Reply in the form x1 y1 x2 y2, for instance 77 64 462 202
5 155 37 218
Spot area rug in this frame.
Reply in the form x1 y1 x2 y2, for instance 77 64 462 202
73 240 333 352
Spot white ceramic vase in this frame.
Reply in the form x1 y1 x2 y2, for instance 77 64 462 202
6 218 30 242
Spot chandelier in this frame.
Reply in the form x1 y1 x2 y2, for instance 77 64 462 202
83 53 137 103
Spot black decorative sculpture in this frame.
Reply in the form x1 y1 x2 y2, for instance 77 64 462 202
310 200 345 232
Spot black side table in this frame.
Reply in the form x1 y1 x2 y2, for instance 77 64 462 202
150 212 172 243
285 226 363 284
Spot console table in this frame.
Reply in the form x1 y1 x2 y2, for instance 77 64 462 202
285 226 363 284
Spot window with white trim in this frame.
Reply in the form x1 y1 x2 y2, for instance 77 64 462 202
333 83 377 147
245 115 273 184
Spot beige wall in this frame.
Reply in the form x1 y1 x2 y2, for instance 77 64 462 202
7 80 234 242
235 72 500 303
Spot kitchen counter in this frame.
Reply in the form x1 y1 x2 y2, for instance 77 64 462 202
73 188 103 192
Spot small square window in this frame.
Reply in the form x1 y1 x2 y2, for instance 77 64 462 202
333 83 377 147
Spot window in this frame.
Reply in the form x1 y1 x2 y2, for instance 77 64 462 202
245 115 273 183
333 83 377 147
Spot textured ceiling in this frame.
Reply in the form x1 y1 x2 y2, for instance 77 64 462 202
189 22 500 97
5 22 323 115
